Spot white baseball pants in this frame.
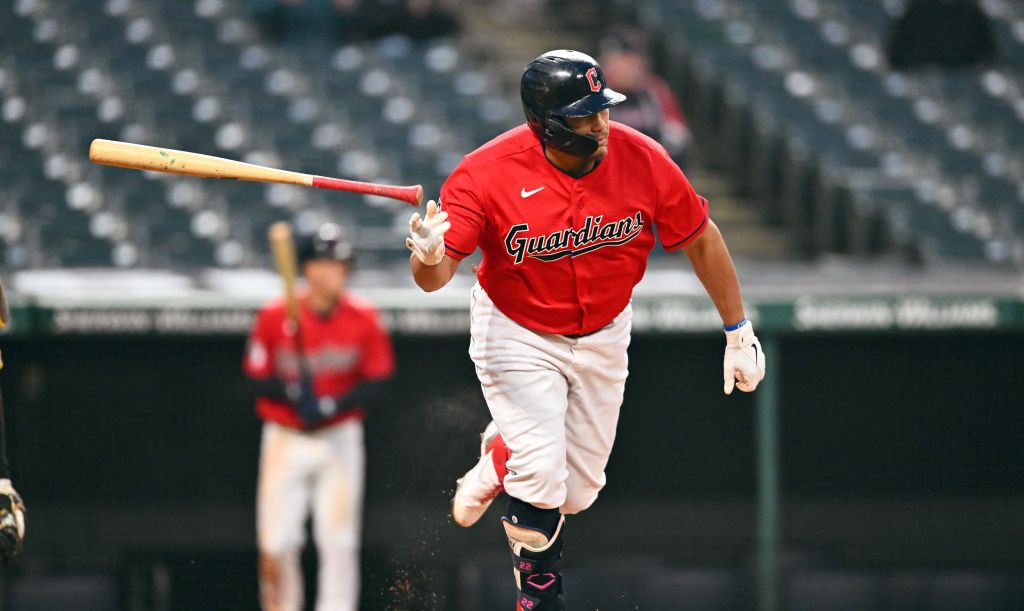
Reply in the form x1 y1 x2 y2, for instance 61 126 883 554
257 419 365 611
468 283 631 514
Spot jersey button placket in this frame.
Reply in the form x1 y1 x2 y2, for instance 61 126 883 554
571 184 587 332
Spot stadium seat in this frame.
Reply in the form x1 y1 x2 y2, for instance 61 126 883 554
636 0 1024 268
3 0 522 269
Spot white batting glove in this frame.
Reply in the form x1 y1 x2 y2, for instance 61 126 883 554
406 200 449 266
723 319 766 395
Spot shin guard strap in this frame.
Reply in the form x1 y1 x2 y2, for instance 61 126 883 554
504 497 562 540
513 552 559 575
517 591 543 610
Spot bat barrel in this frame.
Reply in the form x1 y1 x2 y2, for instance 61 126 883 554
89 139 423 206
89 139 307 184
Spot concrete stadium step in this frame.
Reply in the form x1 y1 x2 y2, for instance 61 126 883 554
458 3 589 82
690 167 791 259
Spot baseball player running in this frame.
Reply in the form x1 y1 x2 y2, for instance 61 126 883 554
407 50 766 610
244 224 395 611
0 278 26 569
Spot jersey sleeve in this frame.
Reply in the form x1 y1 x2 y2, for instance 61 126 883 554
242 306 277 379
651 145 709 251
439 159 485 260
358 309 396 381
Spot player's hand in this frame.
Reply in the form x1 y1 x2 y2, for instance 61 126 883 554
723 319 765 395
0 479 25 568
406 200 449 266
286 376 323 427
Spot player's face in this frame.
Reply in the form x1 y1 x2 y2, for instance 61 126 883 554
563 109 610 159
304 260 348 300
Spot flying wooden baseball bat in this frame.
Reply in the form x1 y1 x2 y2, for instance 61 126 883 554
89 139 422 206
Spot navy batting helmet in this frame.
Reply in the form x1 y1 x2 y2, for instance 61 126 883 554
297 222 353 266
521 50 626 157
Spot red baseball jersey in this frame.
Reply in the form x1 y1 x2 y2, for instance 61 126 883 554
243 291 395 430
440 121 709 335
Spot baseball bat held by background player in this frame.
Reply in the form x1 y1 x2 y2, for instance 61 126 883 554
89 139 422 206
268 222 302 327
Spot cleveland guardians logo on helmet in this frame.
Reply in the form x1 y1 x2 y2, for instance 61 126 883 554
520 50 626 157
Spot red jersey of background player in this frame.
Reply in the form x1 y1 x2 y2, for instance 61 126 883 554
243 291 395 430
440 121 709 336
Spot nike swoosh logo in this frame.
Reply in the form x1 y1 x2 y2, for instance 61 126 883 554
520 186 545 198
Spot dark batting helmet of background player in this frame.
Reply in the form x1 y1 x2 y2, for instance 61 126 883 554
521 49 626 157
297 222 354 267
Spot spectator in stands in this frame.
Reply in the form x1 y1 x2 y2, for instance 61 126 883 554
250 0 301 41
395 0 459 41
358 0 459 40
250 0 370 42
333 0 371 42
888 0 998 69
251 0 458 42
599 27 693 170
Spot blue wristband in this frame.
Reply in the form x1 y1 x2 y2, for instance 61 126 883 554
723 318 749 332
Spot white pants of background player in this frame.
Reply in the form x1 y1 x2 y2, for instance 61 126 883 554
469 283 631 513
257 419 365 611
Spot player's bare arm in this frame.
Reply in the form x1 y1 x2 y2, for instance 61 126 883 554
410 254 460 292
408 200 459 291
682 219 745 326
683 220 767 394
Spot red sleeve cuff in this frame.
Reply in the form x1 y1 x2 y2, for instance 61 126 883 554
662 206 709 251
445 244 472 260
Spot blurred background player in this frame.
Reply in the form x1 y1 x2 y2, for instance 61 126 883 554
243 223 395 611
598 26 694 170
0 278 26 570
407 50 765 610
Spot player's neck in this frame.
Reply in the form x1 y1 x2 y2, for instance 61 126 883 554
544 145 600 178
307 290 342 317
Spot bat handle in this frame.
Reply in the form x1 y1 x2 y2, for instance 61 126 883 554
311 176 423 206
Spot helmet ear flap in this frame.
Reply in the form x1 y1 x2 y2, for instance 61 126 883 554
544 115 599 157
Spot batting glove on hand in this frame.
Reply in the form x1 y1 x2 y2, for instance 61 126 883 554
723 319 766 395
406 200 449 266
0 479 25 568
286 376 324 427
